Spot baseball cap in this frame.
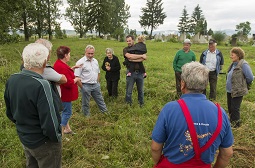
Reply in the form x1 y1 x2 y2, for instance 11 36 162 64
183 39 192 44
209 39 217 44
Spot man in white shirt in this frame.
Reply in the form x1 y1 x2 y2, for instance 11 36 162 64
200 39 224 100
75 45 108 116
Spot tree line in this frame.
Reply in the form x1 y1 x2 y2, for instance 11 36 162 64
0 0 252 44
177 5 252 43
0 0 131 43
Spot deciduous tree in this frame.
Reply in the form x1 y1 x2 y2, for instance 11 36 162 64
65 0 87 38
235 21 251 39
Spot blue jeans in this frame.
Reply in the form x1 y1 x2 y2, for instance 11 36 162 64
61 102 72 126
23 141 62 168
125 71 144 105
81 83 107 116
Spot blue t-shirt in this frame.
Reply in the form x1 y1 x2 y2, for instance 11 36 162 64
152 93 234 164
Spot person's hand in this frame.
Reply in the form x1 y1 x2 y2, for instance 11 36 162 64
72 64 83 70
74 77 81 84
125 53 131 59
142 54 147 60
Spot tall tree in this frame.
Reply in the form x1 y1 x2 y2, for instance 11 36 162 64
139 0 167 39
109 0 130 40
177 6 189 34
235 21 251 38
19 0 36 41
65 0 87 38
45 0 62 40
189 4 206 35
33 0 47 38
86 0 111 36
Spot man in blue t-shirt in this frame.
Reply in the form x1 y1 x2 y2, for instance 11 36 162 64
151 62 233 168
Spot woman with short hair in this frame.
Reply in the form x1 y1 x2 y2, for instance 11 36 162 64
226 47 254 127
54 46 81 134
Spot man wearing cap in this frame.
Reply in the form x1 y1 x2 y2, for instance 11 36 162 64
173 39 196 97
200 39 224 100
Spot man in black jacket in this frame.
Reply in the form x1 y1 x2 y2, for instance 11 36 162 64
4 43 62 168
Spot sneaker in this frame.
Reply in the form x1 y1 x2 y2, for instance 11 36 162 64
126 72 131 77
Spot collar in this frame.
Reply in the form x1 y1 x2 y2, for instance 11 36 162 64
207 50 216 54
84 56 94 62
181 93 207 99
21 69 43 79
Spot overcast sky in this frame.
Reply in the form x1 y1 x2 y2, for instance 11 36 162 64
60 0 255 32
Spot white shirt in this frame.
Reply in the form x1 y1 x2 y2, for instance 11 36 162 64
205 50 217 71
74 56 100 84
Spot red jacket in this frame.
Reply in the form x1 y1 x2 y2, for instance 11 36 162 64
53 59 78 102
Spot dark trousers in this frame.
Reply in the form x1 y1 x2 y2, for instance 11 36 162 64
227 92 243 127
106 79 119 97
23 141 62 168
175 71 182 97
203 71 217 100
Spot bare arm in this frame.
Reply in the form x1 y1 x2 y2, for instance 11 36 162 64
151 140 163 165
213 146 233 168
129 58 145 62
126 53 147 60
97 73 100 83
57 75 67 84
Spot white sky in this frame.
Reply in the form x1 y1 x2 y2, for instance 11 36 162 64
60 0 255 32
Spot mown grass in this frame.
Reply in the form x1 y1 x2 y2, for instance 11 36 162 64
0 38 255 167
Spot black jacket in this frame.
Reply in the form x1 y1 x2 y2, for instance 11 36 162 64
101 55 121 81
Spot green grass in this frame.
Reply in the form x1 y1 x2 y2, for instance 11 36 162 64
1 38 255 167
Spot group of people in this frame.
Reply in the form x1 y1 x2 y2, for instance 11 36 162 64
173 38 253 128
4 35 147 167
4 35 253 167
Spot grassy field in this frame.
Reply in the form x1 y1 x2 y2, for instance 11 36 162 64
0 38 255 168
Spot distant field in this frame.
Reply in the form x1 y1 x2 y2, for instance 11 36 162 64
1 38 255 167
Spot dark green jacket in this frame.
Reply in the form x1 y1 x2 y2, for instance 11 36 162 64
4 69 62 149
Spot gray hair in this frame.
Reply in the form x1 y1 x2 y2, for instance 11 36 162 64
105 48 114 54
22 43 49 69
181 62 209 92
35 38 52 51
85 45 95 52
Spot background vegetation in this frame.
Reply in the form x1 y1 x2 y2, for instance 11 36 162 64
1 38 255 167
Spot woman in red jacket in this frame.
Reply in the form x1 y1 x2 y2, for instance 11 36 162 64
54 46 81 134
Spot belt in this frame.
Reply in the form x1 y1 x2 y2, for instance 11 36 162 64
82 83 97 85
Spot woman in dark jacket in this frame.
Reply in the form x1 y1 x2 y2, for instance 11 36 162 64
101 48 121 97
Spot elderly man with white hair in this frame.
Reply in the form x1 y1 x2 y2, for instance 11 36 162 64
151 61 233 168
4 43 62 168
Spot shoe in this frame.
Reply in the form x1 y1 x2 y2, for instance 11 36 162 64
126 72 131 77
64 131 76 135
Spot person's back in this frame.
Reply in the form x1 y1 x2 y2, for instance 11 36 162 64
153 96 232 165
5 43 62 168
151 62 233 168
